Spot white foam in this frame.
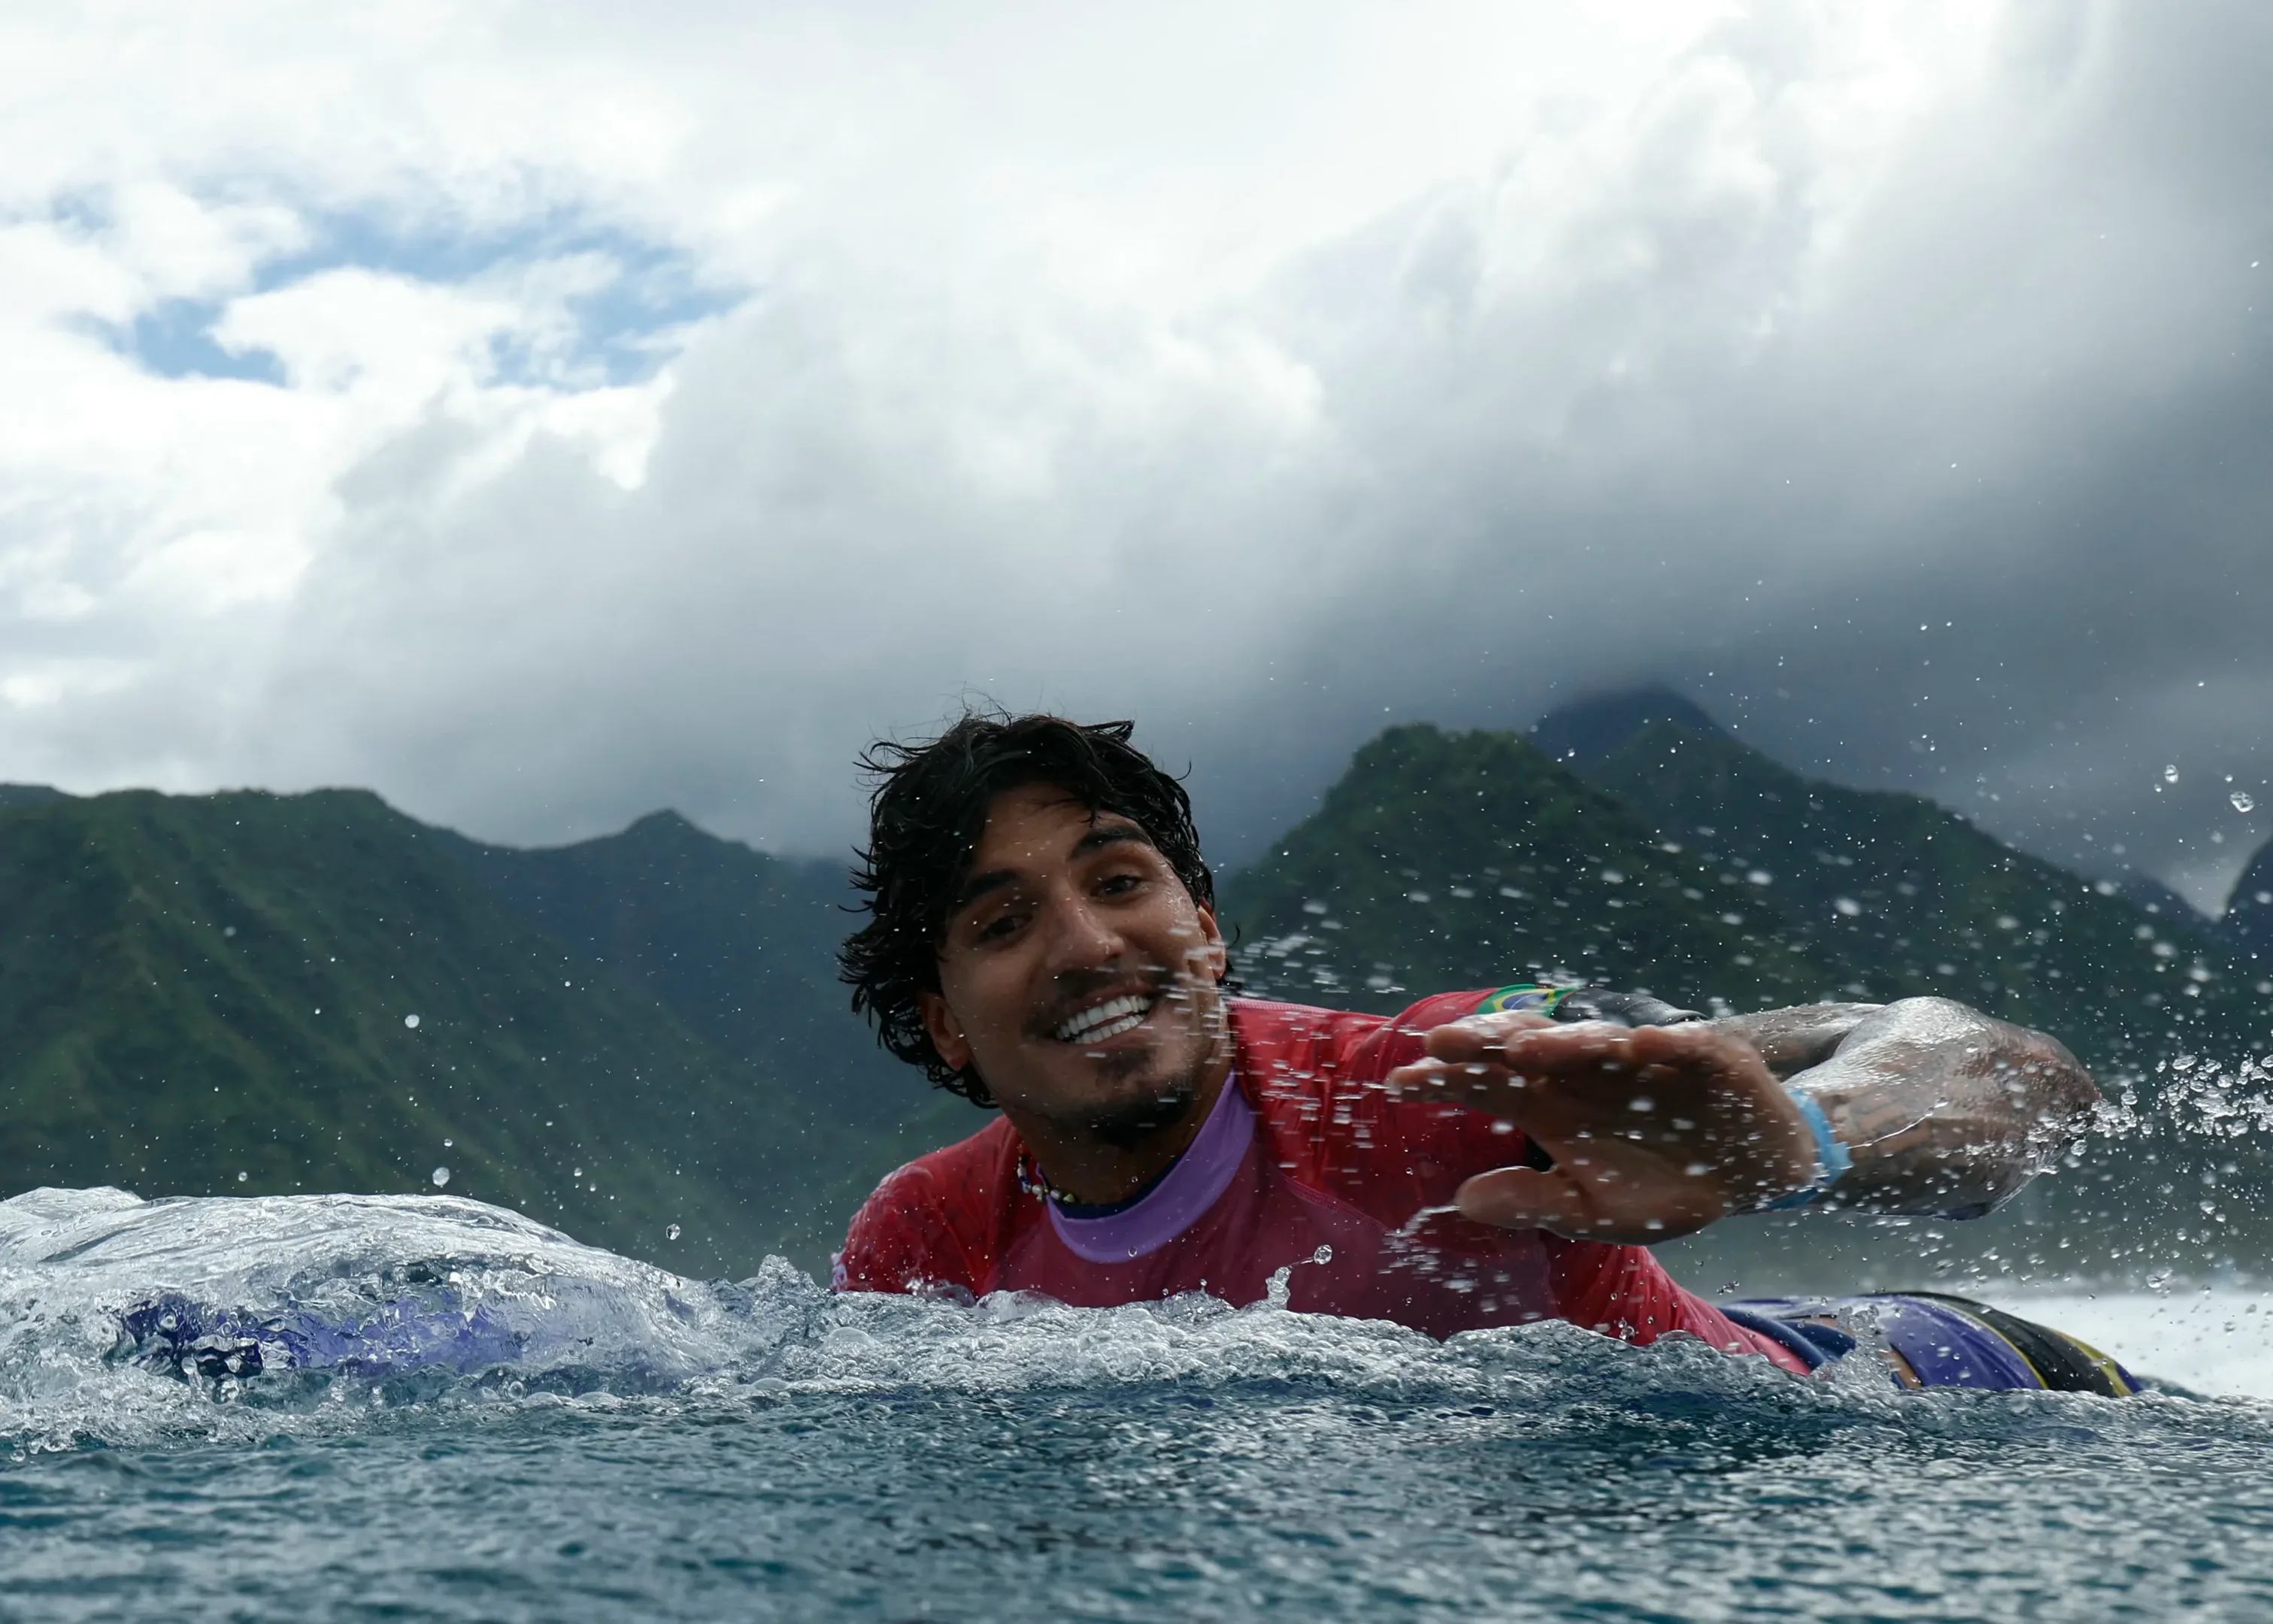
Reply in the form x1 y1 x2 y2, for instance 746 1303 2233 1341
1999 1286 2273 1399
5 1187 2257 1462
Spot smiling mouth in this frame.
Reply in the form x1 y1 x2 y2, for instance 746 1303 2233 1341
1050 992 1161 1045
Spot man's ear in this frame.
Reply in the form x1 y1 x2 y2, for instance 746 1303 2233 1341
1193 903 1228 982
920 989 973 1071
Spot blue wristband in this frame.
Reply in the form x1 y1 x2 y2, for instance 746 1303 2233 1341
1762 1089 1852 1210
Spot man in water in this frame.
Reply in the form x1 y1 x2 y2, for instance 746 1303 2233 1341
833 713 2134 1392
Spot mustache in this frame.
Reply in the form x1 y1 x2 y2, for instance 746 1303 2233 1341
1024 964 1177 1041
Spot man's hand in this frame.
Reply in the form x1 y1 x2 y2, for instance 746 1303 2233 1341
1385 1013 1817 1244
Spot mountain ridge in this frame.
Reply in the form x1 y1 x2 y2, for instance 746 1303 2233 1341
0 786 899 1275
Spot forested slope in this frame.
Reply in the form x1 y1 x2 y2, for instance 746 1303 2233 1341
0 789 895 1274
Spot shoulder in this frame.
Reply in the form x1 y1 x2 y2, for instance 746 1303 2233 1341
835 1115 1025 1295
1228 988 1499 1080
1232 989 1532 1209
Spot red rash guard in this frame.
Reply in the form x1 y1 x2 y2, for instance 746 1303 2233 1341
835 989 1806 1372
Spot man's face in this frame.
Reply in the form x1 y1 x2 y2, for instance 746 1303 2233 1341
920 783 1228 1144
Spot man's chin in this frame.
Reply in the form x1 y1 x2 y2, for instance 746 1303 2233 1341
1033 1042 1202 1147
1080 1080 1199 1150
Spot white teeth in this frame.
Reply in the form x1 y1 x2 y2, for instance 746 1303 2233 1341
1053 993 1154 1044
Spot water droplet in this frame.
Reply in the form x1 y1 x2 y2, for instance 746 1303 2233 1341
236 1171 247 1183
1627 1095 1656 1113
404 1013 420 1029
431 1166 450 1188
1834 897 1862 917
573 1167 583 1178
441 1138 453 1148
666 1224 682 1241
2234 792 2256 813
2164 765 2181 784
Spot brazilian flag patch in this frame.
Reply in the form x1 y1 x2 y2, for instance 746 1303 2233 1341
1473 983 1572 1017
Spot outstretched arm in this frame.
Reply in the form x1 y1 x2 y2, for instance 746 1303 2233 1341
1714 998 2102 1216
1388 998 2102 1244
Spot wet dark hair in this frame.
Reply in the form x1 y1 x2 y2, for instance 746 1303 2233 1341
839 709 1217 1107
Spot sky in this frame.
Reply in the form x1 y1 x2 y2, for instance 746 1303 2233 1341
2 1 2269 907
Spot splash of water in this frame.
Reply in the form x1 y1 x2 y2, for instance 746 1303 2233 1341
0 1185 1934 1459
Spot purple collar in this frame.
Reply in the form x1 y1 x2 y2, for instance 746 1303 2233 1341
1045 1077 1254 1263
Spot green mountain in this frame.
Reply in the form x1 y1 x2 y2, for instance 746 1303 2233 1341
1573 710 2265 1078
1218 703 2273 1287
1220 723 1835 1013
433 810 920 1133
0 787 902 1276
432 808 978 1196
1209 704 2266 1075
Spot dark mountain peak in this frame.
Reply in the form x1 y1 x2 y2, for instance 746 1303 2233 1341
0 784 67 810
614 808 729 852
2223 837 2273 960
1530 687 1730 771
2114 873 2214 932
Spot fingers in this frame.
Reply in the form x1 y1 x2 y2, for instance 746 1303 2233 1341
1393 1020 1768 1115
1383 1049 1699 1130
1385 1055 1528 1111
1453 1166 1602 1235
1420 1010 1556 1061
1479 1019 1762 1080
1422 1016 1766 1090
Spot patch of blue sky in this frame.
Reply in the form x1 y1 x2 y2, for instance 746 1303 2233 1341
71 303 289 385
59 191 746 389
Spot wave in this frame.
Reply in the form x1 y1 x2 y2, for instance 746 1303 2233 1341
2 1186 2258 1462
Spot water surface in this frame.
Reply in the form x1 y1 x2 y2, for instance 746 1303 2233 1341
2 1188 2265 1620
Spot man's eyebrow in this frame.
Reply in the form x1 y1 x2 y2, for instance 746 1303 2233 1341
948 822 1156 916
1071 821 1153 859
951 868 1019 914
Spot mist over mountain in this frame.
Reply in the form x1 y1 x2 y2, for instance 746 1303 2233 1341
6 7 2273 918
2223 844 2273 970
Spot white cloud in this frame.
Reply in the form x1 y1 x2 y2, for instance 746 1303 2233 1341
0 0 2268 914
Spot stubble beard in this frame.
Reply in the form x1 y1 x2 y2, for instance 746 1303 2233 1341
1053 980 1226 1150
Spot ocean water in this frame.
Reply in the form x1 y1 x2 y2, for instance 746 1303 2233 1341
4 1188 2271 1621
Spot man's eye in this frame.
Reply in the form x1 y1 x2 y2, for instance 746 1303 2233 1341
1097 872 1143 896
977 913 1023 942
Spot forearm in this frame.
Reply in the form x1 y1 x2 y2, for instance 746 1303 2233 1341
1716 998 2103 1216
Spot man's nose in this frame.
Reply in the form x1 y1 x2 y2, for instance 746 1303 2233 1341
1043 890 1124 971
